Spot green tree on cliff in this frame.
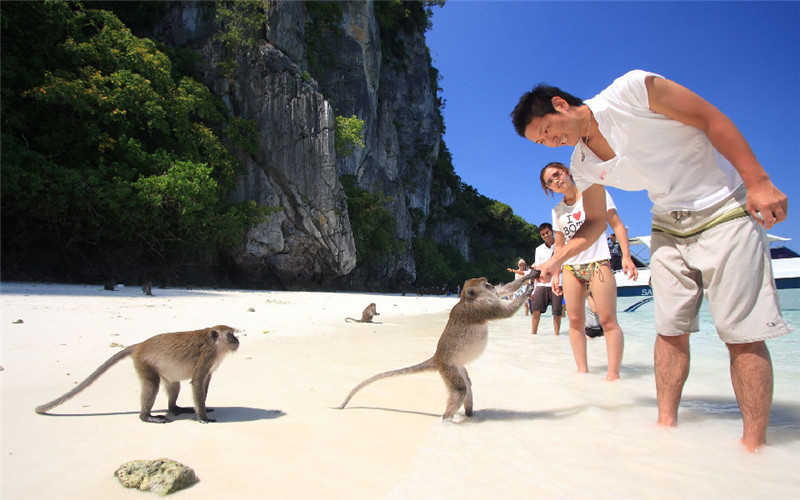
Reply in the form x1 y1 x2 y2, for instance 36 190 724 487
1 1 266 274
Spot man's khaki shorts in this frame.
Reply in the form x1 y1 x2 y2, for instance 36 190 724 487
650 187 792 344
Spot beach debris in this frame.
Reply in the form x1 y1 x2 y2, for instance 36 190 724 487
12 319 23 324
247 307 255 312
115 458 198 495
109 342 125 349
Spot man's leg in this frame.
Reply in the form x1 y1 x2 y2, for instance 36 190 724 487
655 333 690 426
551 289 563 336
728 341 773 452
531 311 542 335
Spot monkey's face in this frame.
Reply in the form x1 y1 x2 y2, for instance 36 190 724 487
225 330 240 351
461 278 498 301
210 326 240 352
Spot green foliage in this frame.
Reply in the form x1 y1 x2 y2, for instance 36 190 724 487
224 116 260 156
341 175 402 266
214 0 266 78
0 1 269 268
374 0 443 62
303 1 344 79
412 141 542 289
412 236 469 287
334 115 365 158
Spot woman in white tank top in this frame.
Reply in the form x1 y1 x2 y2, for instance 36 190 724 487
540 162 638 381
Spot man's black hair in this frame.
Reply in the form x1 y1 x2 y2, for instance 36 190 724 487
511 84 583 137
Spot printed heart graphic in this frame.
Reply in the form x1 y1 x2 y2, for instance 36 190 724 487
573 210 582 221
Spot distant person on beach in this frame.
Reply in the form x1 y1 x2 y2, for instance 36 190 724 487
608 233 623 271
511 69 791 452
531 223 563 335
507 259 532 314
540 162 637 380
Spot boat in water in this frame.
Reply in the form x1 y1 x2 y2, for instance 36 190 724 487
615 234 800 312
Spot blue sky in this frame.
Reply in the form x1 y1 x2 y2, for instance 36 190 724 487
426 0 800 254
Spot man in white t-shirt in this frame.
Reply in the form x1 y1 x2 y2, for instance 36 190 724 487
531 223 563 335
511 70 790 452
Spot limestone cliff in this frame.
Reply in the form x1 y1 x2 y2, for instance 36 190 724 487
149 0 465 290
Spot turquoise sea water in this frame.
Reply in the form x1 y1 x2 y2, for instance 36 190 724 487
387 307 800 499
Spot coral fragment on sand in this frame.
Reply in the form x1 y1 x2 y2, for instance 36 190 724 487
114 458 198 495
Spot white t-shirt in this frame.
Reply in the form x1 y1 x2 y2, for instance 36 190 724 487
533 242 555 287
552 190 615 266
570 70 743 214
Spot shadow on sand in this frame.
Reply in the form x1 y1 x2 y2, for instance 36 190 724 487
332 404 596 422
37 406 286 423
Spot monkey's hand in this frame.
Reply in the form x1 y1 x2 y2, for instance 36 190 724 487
526 269 541 282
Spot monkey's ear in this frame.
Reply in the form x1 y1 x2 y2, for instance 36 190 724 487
466 288 476 300
210 329 219 341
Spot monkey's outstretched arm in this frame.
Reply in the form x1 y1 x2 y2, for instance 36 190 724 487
489 286 533 319
494 269 540 298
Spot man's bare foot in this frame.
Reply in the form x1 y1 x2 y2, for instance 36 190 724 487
740 437 766 454
605 372 620 381
657 415 678 427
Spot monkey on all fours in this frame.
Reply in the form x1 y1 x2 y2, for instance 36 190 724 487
336 272 539 420
345 303 379 323
35 325 239 424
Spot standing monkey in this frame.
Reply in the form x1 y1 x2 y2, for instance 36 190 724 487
345 303 379 323
35 325 239 423
336 273 538 420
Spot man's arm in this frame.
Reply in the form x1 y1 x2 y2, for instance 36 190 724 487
645 75 788 229
536 184 607 283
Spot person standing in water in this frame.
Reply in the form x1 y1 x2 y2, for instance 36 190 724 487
541 162 637 380
531 223 564 336
511 69 791 452
506 259 532 314
608 233 623 271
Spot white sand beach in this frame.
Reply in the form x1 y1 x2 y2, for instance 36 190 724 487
1 282 799 499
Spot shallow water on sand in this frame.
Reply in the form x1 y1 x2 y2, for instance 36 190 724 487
387 308 800 500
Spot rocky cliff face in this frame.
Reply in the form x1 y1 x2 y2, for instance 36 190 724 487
149 0 461 290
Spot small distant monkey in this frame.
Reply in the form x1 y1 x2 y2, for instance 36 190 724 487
336 272 539 420
141 280 153 296
345 303 379 323
35 325 240 423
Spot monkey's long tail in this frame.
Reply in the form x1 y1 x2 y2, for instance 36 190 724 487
35 346 134 414
334 357 436 409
